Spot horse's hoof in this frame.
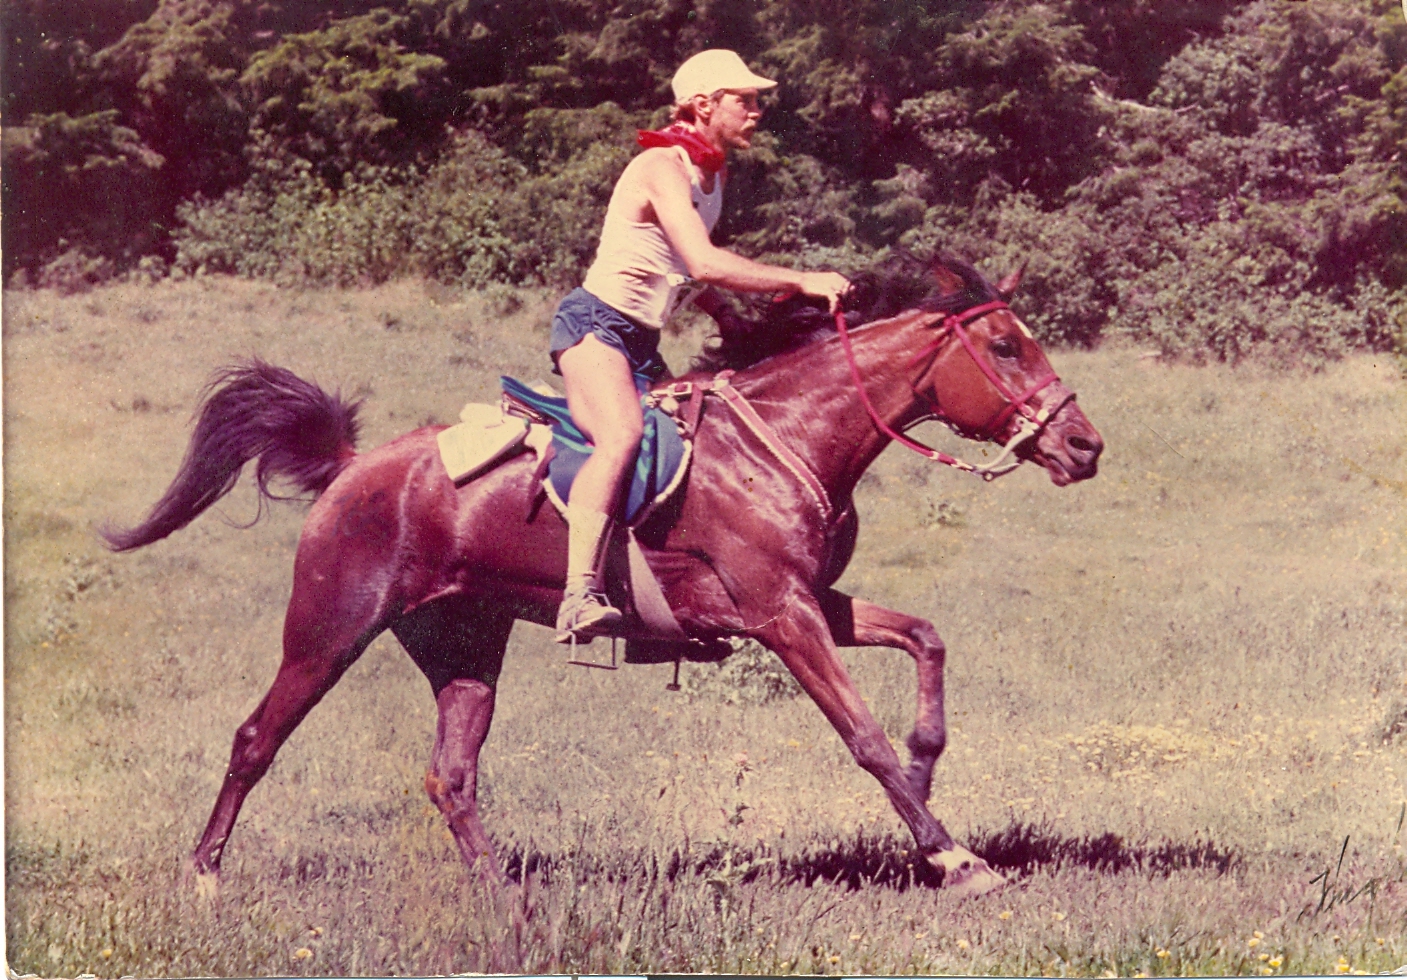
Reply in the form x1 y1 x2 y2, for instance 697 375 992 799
182 859 221 901
929 846 1005 898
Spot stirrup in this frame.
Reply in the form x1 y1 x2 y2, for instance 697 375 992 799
567 636 621 671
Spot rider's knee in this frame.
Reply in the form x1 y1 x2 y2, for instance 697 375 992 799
593 419 644 464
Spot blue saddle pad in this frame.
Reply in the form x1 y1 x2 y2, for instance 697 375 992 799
500 376 688 524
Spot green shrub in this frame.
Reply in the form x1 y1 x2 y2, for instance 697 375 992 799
18 0 1402 367
1 110 166 281
174 151 417 286
33 248 116 294
679 639 802 707
402 132 527 287
888 0 1406 363
174 123 629 289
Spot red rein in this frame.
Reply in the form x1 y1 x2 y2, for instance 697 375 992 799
832 301 1060 473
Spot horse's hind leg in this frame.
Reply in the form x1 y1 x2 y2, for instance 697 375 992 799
190 617 378 879
190 528 396 881
392 598 514 885
820 590 947 803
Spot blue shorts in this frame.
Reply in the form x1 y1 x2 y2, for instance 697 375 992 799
549 287 667 382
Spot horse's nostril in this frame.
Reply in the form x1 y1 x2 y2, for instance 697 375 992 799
1066 434 1101 460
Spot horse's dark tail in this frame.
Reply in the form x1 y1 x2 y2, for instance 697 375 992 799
101 359 362 552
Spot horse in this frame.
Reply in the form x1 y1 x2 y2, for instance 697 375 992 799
103 255 1103 899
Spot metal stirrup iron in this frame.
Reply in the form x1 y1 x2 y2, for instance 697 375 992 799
567 634 620 671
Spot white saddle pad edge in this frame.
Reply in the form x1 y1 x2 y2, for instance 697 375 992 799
437 403 530 484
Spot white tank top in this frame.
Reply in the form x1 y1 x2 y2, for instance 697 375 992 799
583 145 724 330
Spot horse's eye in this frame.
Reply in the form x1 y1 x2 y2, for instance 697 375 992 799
991 337 1020 359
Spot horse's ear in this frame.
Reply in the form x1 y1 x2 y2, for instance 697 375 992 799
995 264 1024 301
930 263 966 297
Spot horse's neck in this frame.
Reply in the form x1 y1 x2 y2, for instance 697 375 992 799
730 314 928 504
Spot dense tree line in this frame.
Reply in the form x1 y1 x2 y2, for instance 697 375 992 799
3 0 1404 360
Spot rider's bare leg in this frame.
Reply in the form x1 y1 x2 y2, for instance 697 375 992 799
554 334 643 638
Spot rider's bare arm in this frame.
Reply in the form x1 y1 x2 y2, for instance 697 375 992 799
637 150 850 312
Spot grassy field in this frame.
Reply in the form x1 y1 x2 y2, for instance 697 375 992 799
4 276 1406 977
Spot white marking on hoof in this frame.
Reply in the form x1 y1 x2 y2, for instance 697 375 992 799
929 846 1006 898
194 870 221 901
182 859 221 901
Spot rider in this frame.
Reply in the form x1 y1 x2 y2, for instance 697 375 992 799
551 49 851 643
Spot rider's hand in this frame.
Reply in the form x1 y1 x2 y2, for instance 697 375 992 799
798 271 852 313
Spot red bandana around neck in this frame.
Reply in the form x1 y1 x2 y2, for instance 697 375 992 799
636 123 726 174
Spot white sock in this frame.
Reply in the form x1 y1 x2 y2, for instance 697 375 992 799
565 505 612 594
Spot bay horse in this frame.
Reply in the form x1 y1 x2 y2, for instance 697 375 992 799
103 256 1102 898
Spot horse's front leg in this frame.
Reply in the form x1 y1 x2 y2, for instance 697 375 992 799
819 590 946 803
756 595 1003 897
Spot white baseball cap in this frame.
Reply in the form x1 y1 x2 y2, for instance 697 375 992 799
671 49 777 103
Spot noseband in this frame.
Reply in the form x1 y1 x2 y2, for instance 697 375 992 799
834 301 1070 480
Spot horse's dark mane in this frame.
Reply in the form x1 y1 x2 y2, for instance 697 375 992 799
693 253 1003 374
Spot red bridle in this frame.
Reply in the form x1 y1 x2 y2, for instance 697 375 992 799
834 300 1068 480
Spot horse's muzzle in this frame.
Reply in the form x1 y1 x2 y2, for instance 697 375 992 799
1030 402 1103 486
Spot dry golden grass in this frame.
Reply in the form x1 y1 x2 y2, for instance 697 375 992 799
4 277 1406 976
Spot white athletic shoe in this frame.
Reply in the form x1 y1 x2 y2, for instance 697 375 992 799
555 587 623 644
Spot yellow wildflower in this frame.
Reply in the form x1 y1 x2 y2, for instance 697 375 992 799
292 948 313 961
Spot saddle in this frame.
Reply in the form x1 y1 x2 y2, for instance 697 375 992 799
499 376 697 526
436 376 720 663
